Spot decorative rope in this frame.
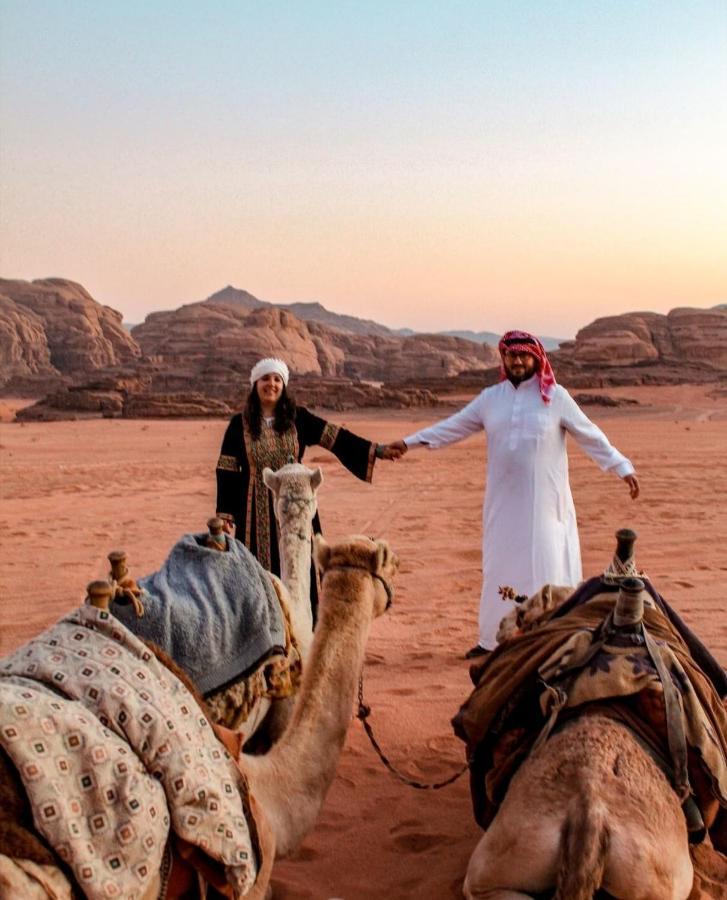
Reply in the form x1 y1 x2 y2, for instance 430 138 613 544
601 554 643 585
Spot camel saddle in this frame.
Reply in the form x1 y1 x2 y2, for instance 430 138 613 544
453 581 727 856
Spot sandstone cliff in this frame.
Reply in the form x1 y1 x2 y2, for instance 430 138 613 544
0 278 141 391
551 306 727 387
132 299 497 382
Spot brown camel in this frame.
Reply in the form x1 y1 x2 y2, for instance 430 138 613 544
463 712 693 899
0 534 397 899
463 534 725 900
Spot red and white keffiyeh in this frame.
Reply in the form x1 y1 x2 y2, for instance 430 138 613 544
498 330 556 404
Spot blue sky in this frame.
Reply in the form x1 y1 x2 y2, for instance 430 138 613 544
1 1 725 336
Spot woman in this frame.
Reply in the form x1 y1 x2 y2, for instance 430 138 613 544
216 358 400 615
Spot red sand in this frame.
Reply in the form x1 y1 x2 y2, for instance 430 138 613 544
1 384 726 898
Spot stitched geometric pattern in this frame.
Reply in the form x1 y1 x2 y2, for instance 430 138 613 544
0 605 258 898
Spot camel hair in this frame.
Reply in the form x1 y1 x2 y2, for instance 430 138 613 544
263 461 322 664
463 712 692 900
0 534 398 899
464 543 697 900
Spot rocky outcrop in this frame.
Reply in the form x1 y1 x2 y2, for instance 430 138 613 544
133 301 495 383
668 307 727 369
572 393 639 407
551 306 727 387
133 304 332 376
0 295 55 383
202 286 394 336
16 374 437 420
0 278 141 390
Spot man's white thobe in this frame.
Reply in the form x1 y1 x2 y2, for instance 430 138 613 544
404 377 634 649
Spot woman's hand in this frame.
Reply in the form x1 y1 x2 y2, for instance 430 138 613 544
377 441 408 461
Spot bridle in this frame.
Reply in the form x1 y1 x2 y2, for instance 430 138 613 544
320 564 394 609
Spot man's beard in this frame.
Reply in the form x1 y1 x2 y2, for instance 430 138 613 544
506 369 536 386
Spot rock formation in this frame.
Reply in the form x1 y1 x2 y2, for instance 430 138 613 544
5 278 727 418
552 305 727 387
0 278 141 391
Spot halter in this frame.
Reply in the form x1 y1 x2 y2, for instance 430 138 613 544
321 564 394 609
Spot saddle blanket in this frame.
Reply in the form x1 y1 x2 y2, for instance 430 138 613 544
0 605 259 899
112 533 286 695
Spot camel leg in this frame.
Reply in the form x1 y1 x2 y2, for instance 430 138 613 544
464 888 533 900
602 825 693 900
463 807 562 898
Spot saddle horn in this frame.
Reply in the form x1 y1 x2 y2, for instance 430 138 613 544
87 580 112 611
615 528 637 563
108 549 128 582
206 516 227 551
613 576 645 628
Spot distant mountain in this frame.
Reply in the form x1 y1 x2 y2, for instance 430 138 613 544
202 285 566 346
202 286 392 337
435 330 564 351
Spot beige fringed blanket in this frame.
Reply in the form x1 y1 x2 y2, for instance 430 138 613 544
0 605 259 899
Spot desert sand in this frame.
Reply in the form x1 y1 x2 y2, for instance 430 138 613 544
1 384 727 899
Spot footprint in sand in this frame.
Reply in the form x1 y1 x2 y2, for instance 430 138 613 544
390 829 455 853
673 580 695 588
390 686 417 696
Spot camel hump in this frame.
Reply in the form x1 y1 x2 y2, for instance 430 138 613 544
555 777 610 900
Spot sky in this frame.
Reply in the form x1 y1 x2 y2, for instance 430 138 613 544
1 1 725 339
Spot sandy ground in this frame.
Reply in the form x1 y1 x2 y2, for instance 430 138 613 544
1 384 727 898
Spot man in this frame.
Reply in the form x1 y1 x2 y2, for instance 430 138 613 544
385 330 639 658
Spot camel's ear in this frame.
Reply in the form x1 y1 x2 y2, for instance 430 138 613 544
372 540 389 574
262 468 279 493
314 534 331 571
310 467 323 492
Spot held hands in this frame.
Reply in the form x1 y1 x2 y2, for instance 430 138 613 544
377 440 409 461
623 474 640 500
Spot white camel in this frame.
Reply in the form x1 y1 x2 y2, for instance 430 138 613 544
208 462 322 741
0 534 398 899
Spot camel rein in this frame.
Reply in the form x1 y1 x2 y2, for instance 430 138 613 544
322 562 469 789
356 673 470 790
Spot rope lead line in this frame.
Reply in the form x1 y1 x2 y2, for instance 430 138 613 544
356 676 469 790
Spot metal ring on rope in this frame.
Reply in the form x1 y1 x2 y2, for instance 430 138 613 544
356 674 469 790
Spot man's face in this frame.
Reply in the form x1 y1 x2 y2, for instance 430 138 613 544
502 349 537 383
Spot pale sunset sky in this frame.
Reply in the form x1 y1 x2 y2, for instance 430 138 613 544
1 1 725 338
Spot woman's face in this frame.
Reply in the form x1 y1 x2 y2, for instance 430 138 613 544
255 373 284 406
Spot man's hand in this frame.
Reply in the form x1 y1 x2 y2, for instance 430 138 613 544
623 474 640 500
378 440 408 461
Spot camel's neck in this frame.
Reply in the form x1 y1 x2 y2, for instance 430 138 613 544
277 522 313 653
242 570 374 857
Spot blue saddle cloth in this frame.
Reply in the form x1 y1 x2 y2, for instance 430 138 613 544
112 533 285 694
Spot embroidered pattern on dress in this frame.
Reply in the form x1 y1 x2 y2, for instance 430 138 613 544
243 420 299 570
216 453 239 472
319 422 340 451
365 442 376 483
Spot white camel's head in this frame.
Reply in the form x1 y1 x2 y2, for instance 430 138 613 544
263 463 323 540
314 534 399 617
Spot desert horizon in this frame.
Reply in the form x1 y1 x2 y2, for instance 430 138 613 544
2 384 726 897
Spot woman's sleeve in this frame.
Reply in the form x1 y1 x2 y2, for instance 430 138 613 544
297 407 376 483
216 415 245 517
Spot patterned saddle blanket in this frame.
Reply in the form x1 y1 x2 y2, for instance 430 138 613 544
0 606 260 900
